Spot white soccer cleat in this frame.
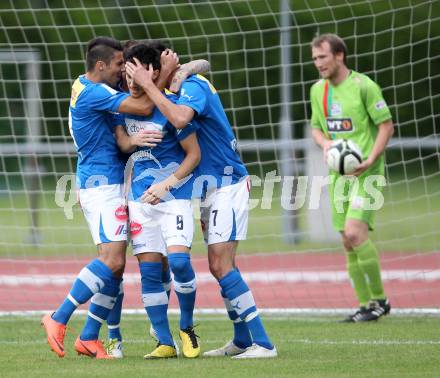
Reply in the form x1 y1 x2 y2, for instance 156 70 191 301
203 340 247 357
231 343 278 359
149 324 180 356
105 338 123 359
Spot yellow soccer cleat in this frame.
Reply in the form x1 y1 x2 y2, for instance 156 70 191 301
179 326 200 358
144 344 177 359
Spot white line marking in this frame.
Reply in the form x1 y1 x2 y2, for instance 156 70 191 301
2 308 440 317
283 339 440 346
1 270 440 286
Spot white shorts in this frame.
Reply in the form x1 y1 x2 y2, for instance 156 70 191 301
79 184 128 245
128 199 194 256
200 178 249 245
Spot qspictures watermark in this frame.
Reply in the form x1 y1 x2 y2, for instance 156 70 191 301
55 168 386 220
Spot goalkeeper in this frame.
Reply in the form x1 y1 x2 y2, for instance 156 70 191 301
309 34 394 322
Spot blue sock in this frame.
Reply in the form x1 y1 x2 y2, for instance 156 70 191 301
219 269 273 349
162 263 172 299
52 259 111 325
81 275 121 341
107 281 124 341
221 290 252 348
140 261 173 347
168 253 196 330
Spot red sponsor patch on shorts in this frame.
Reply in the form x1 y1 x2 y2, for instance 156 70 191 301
200 220 206 232
130 221 142 236
115 205 128 221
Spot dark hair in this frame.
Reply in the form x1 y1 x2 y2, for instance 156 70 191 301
86 37 123 71
311 33 347 65
123 39 140 55
144 39 170 53
123 39 170 56
123 44 161 70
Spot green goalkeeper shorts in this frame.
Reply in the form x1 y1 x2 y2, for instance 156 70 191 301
328 163 385 232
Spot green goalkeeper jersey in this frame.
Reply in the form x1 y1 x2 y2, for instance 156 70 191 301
310 70 392 169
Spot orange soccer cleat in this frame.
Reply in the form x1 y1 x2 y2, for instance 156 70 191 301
41 313 66 358
74 336 114 359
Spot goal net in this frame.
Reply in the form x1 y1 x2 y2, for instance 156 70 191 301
0 0 439 314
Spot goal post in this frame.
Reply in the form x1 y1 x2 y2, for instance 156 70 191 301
0 0 439 314
0 49 43 245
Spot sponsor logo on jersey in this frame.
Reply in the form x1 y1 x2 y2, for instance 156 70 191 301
230 138 237 151
130 221 142 236
115 205 128 221
180 89 193 101
375 100 386 110
331 102 342 116
125 118 163 136
70 78 85 108
326 118 354 133
115 224 127 236
132 242 146 250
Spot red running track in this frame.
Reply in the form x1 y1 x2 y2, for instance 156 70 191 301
0 252 439 311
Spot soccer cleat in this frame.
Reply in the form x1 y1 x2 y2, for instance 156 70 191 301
41 313 66 358
149 324 180 356
231 343 278 359
359 298 391 321
203 340 246 357
144 344 177 359
179 326 200 358
105 338 123 359
340 307 369 323
74 336 114 359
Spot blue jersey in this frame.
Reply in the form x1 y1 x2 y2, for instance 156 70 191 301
124 92 197 202
175 75 248 194
69 75 129 189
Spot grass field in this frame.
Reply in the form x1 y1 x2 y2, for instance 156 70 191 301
1 314 440 377
0 173 439 257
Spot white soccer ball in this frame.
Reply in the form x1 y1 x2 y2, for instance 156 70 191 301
327 139 363 175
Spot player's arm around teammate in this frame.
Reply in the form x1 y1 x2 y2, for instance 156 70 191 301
136 39 211 94
310 33 393 322
43 36 155 360
142 133 200 205
108 42 209 357
114 125 163 153
114 43 209 154
117 48 178 115
122 44 202 358
125 58 194 129
126 57 277 359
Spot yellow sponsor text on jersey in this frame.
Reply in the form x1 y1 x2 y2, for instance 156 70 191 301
70 78 85 108
164 88 177 96
196 74 217 94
